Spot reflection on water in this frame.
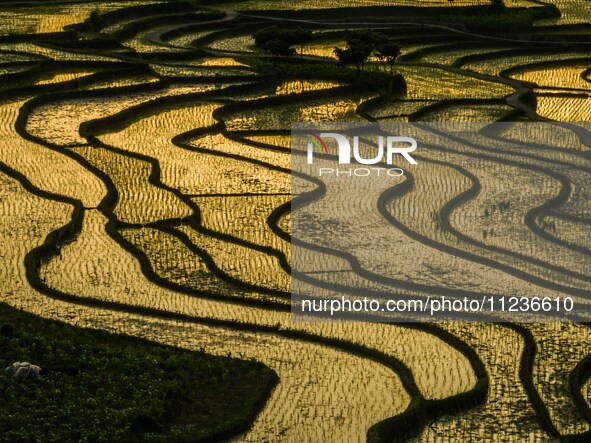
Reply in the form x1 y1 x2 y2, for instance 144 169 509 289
462 52 591 76
512 65 591 90
217 0 491 10
0 101 106 207
412 323 553 443
26 85 222 145
35 71 94 85
1 172 476 441
536 95 591 121
1 0 591 441
0 1 152 35
530 323 591 435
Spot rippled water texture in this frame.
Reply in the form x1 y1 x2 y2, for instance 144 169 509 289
1 0 591 441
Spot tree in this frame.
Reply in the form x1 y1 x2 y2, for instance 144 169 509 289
375 40 400 75
253 26 281 47
259 38 295 66
334 45 369 74
89 9 100 32
333 31 377 74
253 26 312 67
290 28 313 58
491 0 505 13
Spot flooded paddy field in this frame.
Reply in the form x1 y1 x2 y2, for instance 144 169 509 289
1 0 591 441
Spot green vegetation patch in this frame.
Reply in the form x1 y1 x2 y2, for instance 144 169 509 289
440 6 561 30
0 303 277 442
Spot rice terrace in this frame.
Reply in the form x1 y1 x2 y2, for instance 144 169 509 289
1 0 591 441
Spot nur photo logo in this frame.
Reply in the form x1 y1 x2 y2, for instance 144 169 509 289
304 131 418 177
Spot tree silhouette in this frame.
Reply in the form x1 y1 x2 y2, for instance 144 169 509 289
333 31 377 74
290 28 313 57
254 26 312 67
375 40 400 75
491 0 505 12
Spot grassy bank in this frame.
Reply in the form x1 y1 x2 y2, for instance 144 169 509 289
439 7 559 31
0 302 277 442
